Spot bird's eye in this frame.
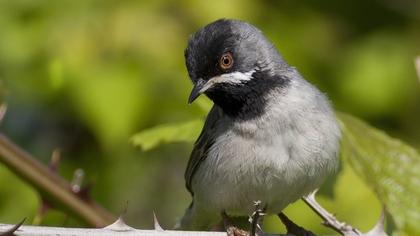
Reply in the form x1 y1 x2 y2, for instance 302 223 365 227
219 53 234 70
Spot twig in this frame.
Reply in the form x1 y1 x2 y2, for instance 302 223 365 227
0 133 115 227
302 191 362 236
33 149 63 225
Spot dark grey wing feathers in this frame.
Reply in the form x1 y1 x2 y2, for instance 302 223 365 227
185 106 220 195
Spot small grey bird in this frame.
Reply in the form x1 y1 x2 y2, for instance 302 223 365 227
179 19 341 234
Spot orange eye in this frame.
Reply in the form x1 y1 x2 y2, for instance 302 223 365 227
219 53 234 70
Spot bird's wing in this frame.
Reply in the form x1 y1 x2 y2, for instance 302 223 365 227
185 105 221 195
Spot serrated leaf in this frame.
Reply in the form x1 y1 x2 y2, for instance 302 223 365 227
130 119 204 151
338 112 420 235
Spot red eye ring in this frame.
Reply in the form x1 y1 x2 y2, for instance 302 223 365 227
219 52 234 70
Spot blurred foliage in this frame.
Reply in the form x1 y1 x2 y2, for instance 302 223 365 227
131 119 203 151
0 0 419 235
339 113 420 235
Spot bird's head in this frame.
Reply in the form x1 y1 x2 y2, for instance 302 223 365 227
185 19 290 118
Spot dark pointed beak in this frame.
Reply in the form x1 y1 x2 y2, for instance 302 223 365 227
188 78 206 104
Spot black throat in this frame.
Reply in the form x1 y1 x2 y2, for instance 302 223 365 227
205 71 290 120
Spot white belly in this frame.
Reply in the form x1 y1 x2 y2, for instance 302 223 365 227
191 127 336 216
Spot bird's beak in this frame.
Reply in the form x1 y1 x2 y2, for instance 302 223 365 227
188 75 227 104
188 78 207 104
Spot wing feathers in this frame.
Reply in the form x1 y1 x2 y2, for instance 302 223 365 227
185 106 221 195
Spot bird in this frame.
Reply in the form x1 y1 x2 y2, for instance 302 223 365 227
178 19 341 235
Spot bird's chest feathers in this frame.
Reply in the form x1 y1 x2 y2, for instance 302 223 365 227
214 116 291 171
193 107 334 212
196 116 292 193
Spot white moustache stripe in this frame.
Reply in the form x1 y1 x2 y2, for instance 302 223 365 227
220 70 255 84
198 70 256 94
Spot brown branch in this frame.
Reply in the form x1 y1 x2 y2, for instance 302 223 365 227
0 133 115 227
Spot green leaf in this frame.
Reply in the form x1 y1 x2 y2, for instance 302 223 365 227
131 119 204 151
338 112 420 235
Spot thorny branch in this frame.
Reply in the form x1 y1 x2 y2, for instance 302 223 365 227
0 104 115 227
0 217 282 236
0 195 387 236
1 189 387 236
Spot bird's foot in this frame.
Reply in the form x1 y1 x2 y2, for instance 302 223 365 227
278 212 316 236
249 201 265 236
222 211 249 236
226 226 249 236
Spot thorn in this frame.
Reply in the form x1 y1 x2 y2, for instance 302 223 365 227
71 168 92 201
71 168 85 194
103 202 132 231
0 218 25 236
153 211 164 231
49 149 61 173
0 103 7 125
103 217 135 232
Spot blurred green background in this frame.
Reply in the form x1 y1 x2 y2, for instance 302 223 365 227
0 0 419 235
